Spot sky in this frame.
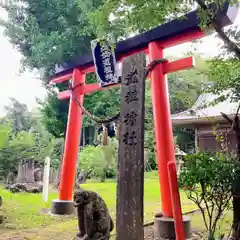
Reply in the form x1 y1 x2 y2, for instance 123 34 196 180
0 7 239 117
0 28 47 116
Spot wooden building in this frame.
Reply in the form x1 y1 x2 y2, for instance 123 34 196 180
171 91 239 153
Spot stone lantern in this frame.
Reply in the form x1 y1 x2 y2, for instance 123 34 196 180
174 145 186 177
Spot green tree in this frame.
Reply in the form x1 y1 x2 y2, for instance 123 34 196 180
0 111 60 181
79 0 237 39
169 54 210 113
0 0 122 141
179 152 240 240
0 0 102 140
29 110 57 160
4 98 33 135
84 0 192 38
78 137 118 181
0 124 37 180
200 9 240 240
0 0 103 78
0 0 208 145
38 89 69 138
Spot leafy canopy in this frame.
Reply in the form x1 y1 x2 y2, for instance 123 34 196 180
80 0 233 39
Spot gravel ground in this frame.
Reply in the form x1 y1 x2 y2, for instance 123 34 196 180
144 224 155 239
143 224 203 240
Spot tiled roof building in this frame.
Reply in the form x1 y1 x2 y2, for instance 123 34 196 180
171 91 239 152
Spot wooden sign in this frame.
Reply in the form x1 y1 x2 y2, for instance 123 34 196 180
116 53 145 240
91 39 121 88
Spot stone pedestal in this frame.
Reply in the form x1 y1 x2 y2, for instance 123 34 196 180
155 215 191 239
51 199 76 215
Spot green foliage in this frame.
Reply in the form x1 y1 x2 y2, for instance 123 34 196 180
0 0 101 78
79 0 228 39
0 0 104 138
1 0 210 155
4 98 33 135
0 127 36 178
83 75 121 127
144 81 156 169
179 152 240 239
4 98 57 161
205 24 240 103
0 98 62 178
0 0 214 177
78 138 118 181
169 54 210 113
83 0 191 38
173 127 195 152
145 55 209 163
0 121 12 149
207 57 240 102
38 89 69 138
50 138 64 169
170 55 210 152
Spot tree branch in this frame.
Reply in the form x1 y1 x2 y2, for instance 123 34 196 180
235 104 240 118
221 112 233 124
195 0 240 59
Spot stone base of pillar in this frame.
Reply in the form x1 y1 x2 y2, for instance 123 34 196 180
51 199 76 215
154 215 191 239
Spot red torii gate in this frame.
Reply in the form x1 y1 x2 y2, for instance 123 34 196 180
50 2 237 234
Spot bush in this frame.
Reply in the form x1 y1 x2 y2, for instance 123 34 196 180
179 152 240 240
78 137 118 182
0 126 37 180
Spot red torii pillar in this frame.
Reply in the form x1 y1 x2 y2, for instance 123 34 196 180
59 69 85 201
149 42 175 217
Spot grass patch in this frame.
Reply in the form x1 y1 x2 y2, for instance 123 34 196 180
0 171 201 239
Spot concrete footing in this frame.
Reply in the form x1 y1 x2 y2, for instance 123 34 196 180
51 199 76 215
154 215 191 239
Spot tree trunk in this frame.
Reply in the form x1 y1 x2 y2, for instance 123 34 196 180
144 148 149 171
233 196 240 239
54 139 65 188
74 168 80 189
232 116 240 239
82 127 86 147
221 111 240 239
102 124 108 146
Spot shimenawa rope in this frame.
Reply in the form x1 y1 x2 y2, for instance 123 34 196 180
69 59 167 125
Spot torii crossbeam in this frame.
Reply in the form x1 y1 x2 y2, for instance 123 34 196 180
50 2 238 237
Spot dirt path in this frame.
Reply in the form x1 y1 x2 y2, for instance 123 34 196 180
0 225 203 240
0 211 204 240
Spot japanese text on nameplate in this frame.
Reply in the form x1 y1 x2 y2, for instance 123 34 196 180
124 111 138 126
125 86 138 104
123 131 138 146
123 69 138 86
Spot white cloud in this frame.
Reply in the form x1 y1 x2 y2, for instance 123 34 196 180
0 26 46 116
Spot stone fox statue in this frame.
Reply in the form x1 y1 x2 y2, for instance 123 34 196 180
73 189 114 240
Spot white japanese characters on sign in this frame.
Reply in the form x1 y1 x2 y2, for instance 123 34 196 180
91 39 121 87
